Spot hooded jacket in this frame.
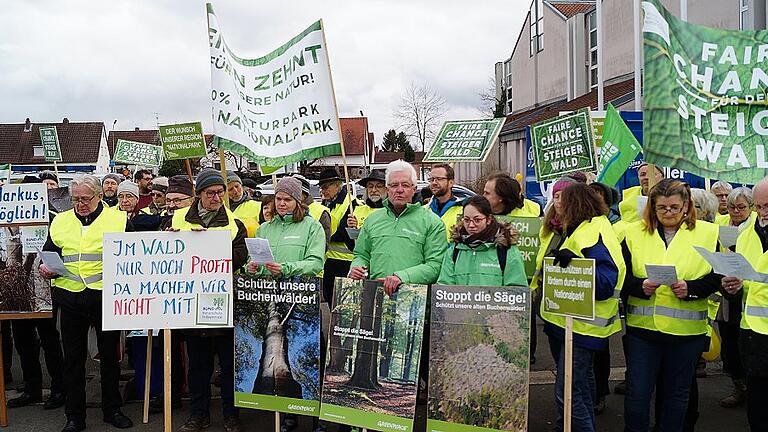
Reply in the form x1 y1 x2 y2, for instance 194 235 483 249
438 222 528 287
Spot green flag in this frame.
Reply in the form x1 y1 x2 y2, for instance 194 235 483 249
597 104 641 187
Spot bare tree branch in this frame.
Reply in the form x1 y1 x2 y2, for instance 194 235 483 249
393 82 447 153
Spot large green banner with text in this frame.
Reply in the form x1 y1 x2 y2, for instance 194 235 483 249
643 0 768 183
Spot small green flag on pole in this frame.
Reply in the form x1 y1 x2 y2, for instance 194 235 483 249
596 104 641 187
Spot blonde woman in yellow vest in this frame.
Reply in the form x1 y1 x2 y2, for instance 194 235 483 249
721 178 768 430
538 183 624 432
621 179 723 432
38 174 134 431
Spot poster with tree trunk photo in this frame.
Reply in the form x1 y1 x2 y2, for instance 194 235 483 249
428 284 531 432
319 278 427 432
0 183 53 313
234 274 321 415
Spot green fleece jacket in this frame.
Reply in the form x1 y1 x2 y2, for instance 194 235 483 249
255 213 325 277
351 201 447 284
437 222 528 287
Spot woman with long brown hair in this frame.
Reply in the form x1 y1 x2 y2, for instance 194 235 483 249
540 182 625 432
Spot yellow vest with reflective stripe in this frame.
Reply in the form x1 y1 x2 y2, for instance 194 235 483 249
232 200 261 237
540 216 625 338
49 207 127 292
531 228 555 290
353 204 381 228
624 220 718 336
326 194 354 261
509 199 541 218
424 201 463 241
619 186 643 223
171 205 239 239
308 201 330 224
735 224 768 333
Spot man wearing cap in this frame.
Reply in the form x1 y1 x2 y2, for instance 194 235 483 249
141 177 168 216
618 162 664 224
294 174 332 248
39 170 59 189
318 168 359 302
348 169 387 230
227 171 261 237
101 174 121 207
171 168 248 432
39 174 134 432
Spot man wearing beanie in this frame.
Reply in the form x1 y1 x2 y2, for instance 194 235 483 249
39 170 59 189
172 168 247 432
116 181 140 218
102 174 121 207
226 171 261 237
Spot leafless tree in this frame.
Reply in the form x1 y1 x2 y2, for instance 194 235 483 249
393 82 447 152
477 76 504 119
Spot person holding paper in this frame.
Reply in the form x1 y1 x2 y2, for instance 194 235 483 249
721 177 768 430
618 162 664 224
711 180 733 225
171 168 248 432
227 171 261 237
437 195 527 286
539 183 625 432
38 174 134 432
621 179 723 432
347 168 387 230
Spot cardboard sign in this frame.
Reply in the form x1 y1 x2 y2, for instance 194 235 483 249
0 183 49 226
542 257 596 320
423 119 504 162
159 121 207 160
428 284 531 432
319 278 427 432
113 139 163 167
102 230 234 330
234 274 321 415
530 109 596 182
39 126 62 162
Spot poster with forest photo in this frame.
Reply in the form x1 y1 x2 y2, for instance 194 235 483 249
234 274 321 415
0 226 53 313
319 278 427 432
428 284 531 432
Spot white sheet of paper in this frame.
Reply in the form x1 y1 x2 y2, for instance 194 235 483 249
636 196 648 219
719 226 739 249
37 248 68 276
245 238 275 264
693 246 768 283
645 264 678 286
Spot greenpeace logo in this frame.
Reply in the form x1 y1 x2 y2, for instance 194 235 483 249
287 404 314 412
402 228 419 236
480 263 499 268
377 421 407 431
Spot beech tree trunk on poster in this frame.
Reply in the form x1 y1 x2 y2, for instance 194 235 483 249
402 297 420 381
252 301 302 398
348 286 381 389
378 293 398 377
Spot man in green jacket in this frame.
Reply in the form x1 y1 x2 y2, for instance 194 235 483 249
349 160 447 294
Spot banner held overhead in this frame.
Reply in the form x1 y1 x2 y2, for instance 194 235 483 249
423 118 505 162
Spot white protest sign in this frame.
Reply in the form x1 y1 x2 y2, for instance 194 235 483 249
102 230 234 330
0 183 49 226
21 225 48 254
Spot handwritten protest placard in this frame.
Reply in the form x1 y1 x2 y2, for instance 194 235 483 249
102 230 234 330
0 183 49 226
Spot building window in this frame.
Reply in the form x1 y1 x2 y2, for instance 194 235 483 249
33 146 44 157
529 0 544 56
588 11 598 89
740 0 750 30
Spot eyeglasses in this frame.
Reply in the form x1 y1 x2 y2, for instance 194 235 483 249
204 189 226 198
71 195 97 204
756 204 768 212
118 194 136 201
728 204 749 212
387 182 413 190
462 216 487 225
167 197 192 205
141 177 153 181
429 176 449 183
655 206 683 215
151 192 165 197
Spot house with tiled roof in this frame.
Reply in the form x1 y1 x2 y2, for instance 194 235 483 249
308 116 377 178
454 0 744 182
0 118 109 175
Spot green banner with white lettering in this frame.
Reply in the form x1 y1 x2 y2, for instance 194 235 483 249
423 119 504 162
113 139 163 167
643 0 768 183
542 257 595 320
39 126 62 162
159 122 207 160
597 104 642 187
505 217 542 279
530 109 596 181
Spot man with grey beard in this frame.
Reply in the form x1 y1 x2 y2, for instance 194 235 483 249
347 169 387 230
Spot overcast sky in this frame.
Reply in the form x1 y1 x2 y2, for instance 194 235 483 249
0 0 529 150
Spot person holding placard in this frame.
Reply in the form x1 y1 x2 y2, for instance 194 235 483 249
171 169 248 432
539 183 625 432
227 171 261 238
437 195 527 286
711 180 733 225
245 177 325 432
618 162 664 224
38 174 134 432
720 178 768 431
621 179 723 432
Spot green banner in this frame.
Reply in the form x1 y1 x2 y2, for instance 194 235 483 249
423 119 504 162
597 104 642 187
542 257 595 320
113 139 163 167
159 122 207 160
530 109 596 181
643 0 768 184
428 285 530 432
39 126 61 162
319 278 427 431
505 217 542 279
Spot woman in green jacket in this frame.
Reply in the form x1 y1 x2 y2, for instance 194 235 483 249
246 177 325 278
438 195 527 286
